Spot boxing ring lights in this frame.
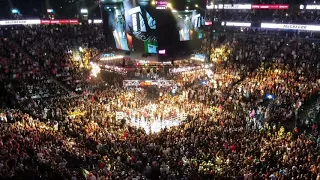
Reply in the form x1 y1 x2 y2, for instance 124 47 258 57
169 64 213 74
100 55 124 61
90 62 101 77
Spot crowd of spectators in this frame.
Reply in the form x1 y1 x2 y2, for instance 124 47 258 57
10 24 105 92
210 5 320 25
0 22 320 180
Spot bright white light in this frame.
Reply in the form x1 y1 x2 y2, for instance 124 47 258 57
47 9 54 13
222 22 251 27
206 69 213 78
191 57 205 61
79 47 83 52
299 4 304 9
93 19 103 24
186 6 189 9
159 49 166 54
81 9 88 14
100 55 124 61
90 62 101 77
172 10 177 12
195 4 198 8
11 9 19 14
169 66 204 74
167 3 172 8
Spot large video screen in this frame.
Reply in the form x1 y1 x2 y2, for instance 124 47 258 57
105 3 131 51
103 0 158 53
173 10 203 41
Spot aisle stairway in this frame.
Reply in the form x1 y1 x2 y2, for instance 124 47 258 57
10 39 72 94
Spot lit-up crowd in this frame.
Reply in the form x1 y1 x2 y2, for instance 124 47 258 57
0 24 320 180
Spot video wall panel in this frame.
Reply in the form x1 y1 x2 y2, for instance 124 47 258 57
103 0 157 53
173 10 204 41
102 0 204 53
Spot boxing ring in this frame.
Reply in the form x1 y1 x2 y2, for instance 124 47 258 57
128 114 186 133
116 104 188 133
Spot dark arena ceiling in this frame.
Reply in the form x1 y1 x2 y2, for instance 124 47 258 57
0 0 305 19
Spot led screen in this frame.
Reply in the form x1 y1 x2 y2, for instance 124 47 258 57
104 4 131 51
174 10 203 41
103 0 158 53
144 41 158 53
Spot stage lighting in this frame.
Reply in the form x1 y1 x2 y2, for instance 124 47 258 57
167 3 172 8
151 0 156 5
81 9 88 14
195 4 198 8
90 62 101 77
186 6 189 9
299 5 304 9
159 50 166 54
11 9 19 14
47 9 54 13
266 94 275 100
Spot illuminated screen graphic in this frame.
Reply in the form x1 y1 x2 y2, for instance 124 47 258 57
144 41 157 53
105 4 131 51
103 0 157 53
174 10 203 41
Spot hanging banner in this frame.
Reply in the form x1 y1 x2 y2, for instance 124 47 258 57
222 21 251 27
206 4 288 10
302 5 320 10
251 4 289 9
40 19 79 24
0 20 41 26
206 4 251 9
261 23 320 31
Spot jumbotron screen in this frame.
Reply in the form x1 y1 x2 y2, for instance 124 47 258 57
173 10 204 41
103 0 157 53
